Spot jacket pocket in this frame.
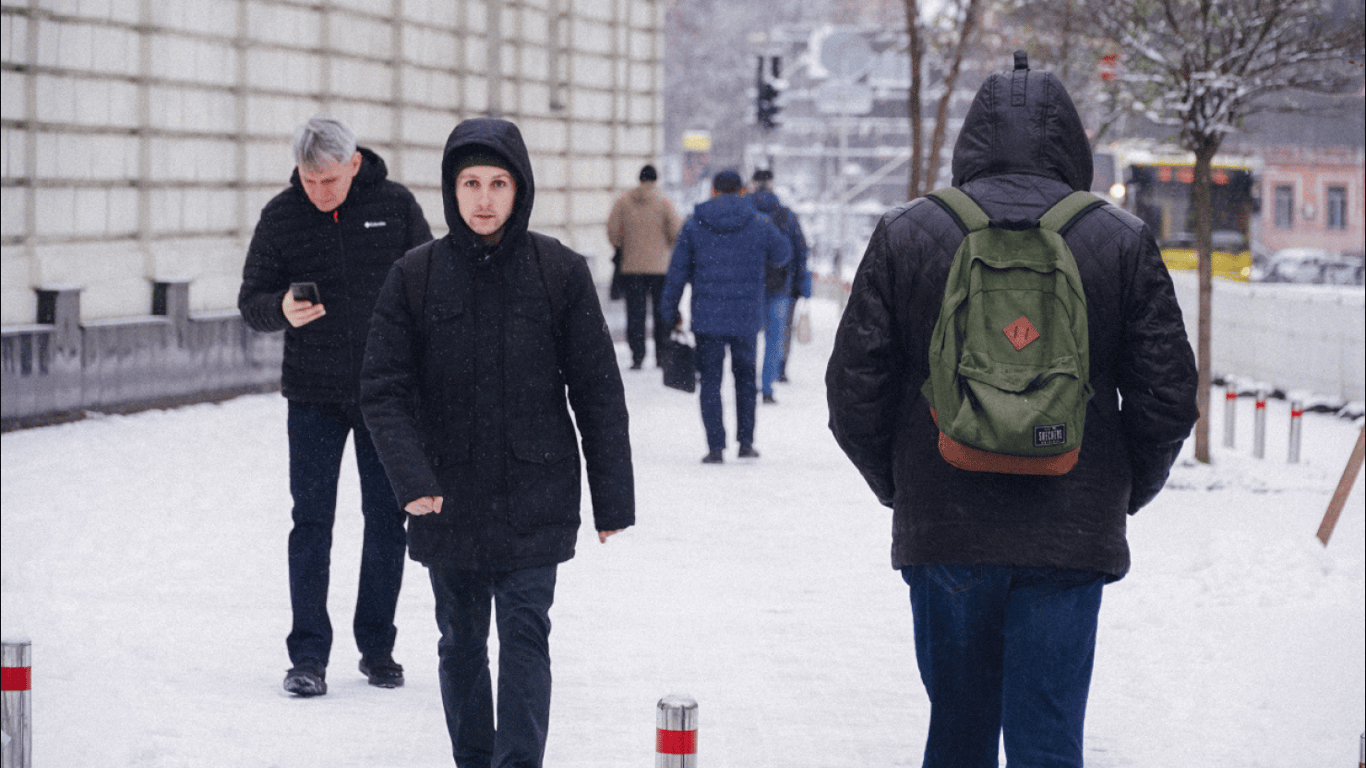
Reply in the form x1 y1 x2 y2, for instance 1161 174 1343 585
506 440 581 532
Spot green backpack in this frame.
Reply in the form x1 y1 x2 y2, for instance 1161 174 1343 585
921 187 1104 475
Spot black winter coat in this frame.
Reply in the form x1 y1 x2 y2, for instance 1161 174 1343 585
238 147 433 402
360 118 634 570
826 64 1199 580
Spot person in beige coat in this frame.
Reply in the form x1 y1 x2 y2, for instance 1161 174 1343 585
607 164 683 369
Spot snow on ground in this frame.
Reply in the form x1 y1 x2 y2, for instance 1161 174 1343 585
2 297 1362 767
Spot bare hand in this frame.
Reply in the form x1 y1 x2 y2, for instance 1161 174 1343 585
282 291 326 328
405 496 443 516
598 529 624 543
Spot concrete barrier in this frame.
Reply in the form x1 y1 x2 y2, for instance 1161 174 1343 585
1168 272 1365 402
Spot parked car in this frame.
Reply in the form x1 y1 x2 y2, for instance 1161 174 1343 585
1259 247 1364 286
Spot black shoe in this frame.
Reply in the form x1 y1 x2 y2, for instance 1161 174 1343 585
738 444 760 459
630 360 643 370
283 661 327 697
778 374 789 384
762 393 777 404
359 653 405 688
701 449 724 464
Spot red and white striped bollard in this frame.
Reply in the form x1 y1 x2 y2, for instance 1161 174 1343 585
656 694 698 767
1 639 31 768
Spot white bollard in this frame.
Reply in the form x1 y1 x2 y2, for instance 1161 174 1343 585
1 640 31 768
1223 383 1237 448
1252 390 1268 459
1287 400 1303 464
656 694 698 768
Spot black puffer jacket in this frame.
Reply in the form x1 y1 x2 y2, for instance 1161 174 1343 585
826 63 1199 581
360 118 635 570
239 147 433 402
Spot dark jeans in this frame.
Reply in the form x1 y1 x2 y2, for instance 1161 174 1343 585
428 564 558 768
779 295 798 378
695 333 757 451
622 273 667 365
286 400 407 667
902 564 1105 768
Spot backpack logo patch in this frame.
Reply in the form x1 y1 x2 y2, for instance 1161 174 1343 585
1004 316 1040 351
1034 424 1067 448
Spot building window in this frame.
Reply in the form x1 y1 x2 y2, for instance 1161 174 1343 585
1326 185 1347 230
1274 185 1294 228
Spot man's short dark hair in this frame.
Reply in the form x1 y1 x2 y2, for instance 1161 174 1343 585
640 164 658 182
712 170 743 194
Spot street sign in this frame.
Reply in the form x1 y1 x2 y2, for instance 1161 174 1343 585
815 80 873 115
819 31 873 79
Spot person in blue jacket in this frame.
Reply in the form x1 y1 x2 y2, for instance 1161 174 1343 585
661 169 791 463
749 169 810 402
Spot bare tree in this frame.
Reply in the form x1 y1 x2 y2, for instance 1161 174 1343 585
1087 0 1365 463
903 0 985 199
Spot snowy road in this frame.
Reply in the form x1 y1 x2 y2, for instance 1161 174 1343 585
2 297 1363 767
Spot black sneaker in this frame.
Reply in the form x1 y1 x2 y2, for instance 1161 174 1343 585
738 444 760 459
762 393 777 404
701 449 724 464
283 661 327 697
359 653 405 688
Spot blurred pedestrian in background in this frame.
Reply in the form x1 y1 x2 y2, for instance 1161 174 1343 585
749 168 810 401
662 169 790 463
607 164 683 370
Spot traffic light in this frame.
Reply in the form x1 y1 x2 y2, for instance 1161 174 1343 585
757 82 781 130
755 55 782 131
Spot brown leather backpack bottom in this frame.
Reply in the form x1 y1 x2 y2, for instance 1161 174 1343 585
931 408 1079 476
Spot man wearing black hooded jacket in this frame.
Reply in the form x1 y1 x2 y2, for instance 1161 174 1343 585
239 116 432 697
361 117 634 768
827 55 1199 766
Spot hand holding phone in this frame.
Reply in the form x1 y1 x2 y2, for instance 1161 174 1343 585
290 282 321 304
283 283 325 327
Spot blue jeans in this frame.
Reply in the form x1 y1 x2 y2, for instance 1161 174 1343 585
761 295 791 395
695 333 757 451
286 400 407 667
902 564 1105 768
428 564 558 768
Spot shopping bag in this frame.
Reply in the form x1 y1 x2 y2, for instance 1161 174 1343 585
795 302 812 344
661 330 696 392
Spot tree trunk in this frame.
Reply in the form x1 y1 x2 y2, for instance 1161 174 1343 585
905 0 924 199
925 0 981 191
1191 139 1219 463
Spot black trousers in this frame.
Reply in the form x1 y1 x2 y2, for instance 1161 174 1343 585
622 273 667 365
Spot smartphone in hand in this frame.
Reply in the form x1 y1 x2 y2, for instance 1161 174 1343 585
290 282 321 304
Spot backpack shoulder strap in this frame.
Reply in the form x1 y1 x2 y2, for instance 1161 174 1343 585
1040 191 1106 236
402 239 438 320
528 231 572 320
926 187 989 234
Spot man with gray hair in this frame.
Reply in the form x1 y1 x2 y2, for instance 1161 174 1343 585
239 115 432 697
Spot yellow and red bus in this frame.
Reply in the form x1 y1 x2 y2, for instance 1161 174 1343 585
1093 142 1259 281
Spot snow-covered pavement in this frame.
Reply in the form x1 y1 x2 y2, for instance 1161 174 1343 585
2 297 1362 767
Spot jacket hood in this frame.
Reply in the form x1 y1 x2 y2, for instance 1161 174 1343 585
749 189 783 216
441 118 535 254
950 58 1093 191
289 145 387 195
693 193 756 234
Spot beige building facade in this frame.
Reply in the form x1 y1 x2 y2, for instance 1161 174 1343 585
1 0 665 326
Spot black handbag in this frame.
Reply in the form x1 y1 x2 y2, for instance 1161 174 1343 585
661 330 696 392
609 248 624 301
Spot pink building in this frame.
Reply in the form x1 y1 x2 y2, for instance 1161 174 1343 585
1251 145 1365 260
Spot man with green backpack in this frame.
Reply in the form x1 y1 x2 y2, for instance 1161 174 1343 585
827 53 1199 767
